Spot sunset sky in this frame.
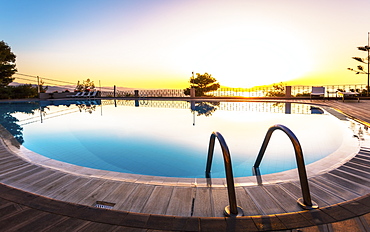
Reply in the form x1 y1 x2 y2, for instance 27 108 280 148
1 0 369 89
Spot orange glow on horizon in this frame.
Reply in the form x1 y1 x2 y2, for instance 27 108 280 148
4 1 370 90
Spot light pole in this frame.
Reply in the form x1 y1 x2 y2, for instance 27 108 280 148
367 32 369 96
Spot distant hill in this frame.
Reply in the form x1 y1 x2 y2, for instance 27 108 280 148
9 82 135 93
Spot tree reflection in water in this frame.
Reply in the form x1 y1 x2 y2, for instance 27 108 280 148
0 102 40 144
191 101 220 117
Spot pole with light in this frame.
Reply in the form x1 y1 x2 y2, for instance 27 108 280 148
367 32 369 96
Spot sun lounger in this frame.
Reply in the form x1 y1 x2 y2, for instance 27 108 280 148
91 91 98 98
68 92 83 98
78 92 88 97
83 91 99 98
310 86 325 99
337 91 360 102
83 92 92 98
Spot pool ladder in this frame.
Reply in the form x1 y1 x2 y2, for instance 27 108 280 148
205 124 318 217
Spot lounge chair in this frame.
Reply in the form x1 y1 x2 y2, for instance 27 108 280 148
337 91 360 102
85 91 99 98
79 92 88 97
69 92 83 98
310 86 325 99
83 92 92 98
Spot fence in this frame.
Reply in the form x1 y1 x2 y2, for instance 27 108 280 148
99 84 368 98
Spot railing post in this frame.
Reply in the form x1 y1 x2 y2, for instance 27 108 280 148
285 86 292 98
205 132 244 217
190 88 195 98
253 124 318 210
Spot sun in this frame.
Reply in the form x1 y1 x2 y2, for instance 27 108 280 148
191 29 313 88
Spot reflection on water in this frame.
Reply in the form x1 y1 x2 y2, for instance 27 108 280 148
0 102 40 144
191 101 220 117
1 100 345 178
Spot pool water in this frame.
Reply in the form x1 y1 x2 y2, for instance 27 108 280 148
2 100 355 178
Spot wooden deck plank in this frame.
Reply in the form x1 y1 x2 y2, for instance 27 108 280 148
211 187 230 217
319 173 370 196
10 168 59 188
310 176 360 200
0 156 25 165
43 217 90 231
244 185 286 215
344 162 370 173
16 212 69 231
24 171 68 194
329 169 370 188
279 182 330 208
36 174 82 198
63 178 106 204
358 149 370 154
353 154 370 162
235 187 262 216
0 162 34 176
263 184 302 212
298 181 344 205
102 182 139 210
0 202 28 219
77 221 119 232
0 150 16 159
0 165 40 183
331 216 367 232
338 165 370 179
117 184 155 213
350 157 370 167
0 208 47 231
1 166 45 184
78 180 122 206
141 185 174 215
192 187 213 217
166 187 194 216
48 177 92 201
357 154 370 160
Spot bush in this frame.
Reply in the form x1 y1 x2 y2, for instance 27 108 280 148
295 92 310 97
265 83 286 97
0 84 39 99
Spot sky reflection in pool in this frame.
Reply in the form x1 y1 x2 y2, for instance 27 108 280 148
8 100 354 178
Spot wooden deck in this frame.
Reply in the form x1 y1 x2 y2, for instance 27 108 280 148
0 99 370 231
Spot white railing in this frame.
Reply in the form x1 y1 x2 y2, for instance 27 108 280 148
98 84 369 98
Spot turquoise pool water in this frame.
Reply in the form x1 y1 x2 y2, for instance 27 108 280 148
1 100 355 178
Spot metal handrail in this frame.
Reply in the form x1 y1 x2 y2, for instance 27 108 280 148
205 132 244 217
253 124 318 209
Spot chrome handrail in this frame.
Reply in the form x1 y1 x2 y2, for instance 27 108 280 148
205 132 243 217
253 124 318 209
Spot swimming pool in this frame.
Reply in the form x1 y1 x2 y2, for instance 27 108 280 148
0 100 358 178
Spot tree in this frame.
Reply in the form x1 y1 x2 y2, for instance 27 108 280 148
184 72 220 97
0 41 17 87
347 39 370 96
265 82 286 97
75 78 95 92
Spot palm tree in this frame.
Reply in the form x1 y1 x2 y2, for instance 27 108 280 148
348 33 370 96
